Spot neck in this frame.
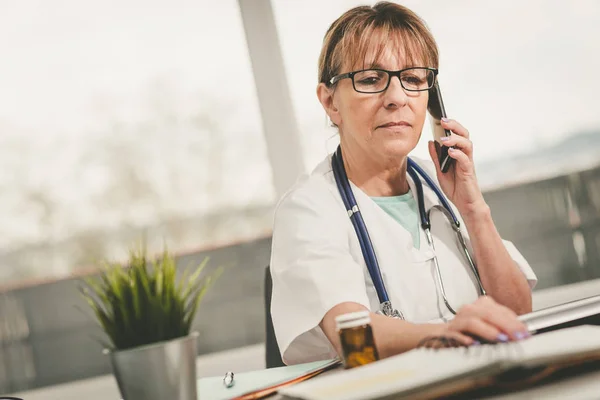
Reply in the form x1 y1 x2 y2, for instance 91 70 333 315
340 143 409 197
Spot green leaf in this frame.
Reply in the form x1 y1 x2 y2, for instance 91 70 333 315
80 244 219 351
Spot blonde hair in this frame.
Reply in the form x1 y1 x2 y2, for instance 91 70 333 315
318 2 439 86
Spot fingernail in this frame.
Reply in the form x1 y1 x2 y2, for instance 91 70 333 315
515 332 524 340
523 331 531 338
440 136 450 142
441 117 449 122
472 340 481 346
496 333 509 342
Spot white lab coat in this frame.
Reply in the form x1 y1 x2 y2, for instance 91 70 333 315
270 154 537 365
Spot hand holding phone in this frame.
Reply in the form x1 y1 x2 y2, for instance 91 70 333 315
427 80 454 173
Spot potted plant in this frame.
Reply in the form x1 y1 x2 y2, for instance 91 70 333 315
80 245 220 400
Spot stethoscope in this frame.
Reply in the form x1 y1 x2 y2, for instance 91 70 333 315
331 145 486 319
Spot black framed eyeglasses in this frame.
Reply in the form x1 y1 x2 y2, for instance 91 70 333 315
329 67 438 93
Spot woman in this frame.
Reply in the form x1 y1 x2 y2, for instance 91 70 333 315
270 2 537 365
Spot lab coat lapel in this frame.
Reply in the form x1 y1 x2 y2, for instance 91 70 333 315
347 168 441 322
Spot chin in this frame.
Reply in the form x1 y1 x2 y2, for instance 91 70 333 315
379 139 415 159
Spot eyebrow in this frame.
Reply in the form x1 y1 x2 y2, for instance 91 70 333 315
363 62 420 71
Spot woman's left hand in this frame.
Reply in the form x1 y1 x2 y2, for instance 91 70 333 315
427 118 487 218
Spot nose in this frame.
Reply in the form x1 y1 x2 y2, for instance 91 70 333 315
382 75 409 109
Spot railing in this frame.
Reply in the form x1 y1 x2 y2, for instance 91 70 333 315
484 163 600 289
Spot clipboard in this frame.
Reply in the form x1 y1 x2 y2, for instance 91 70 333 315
197 358 340 400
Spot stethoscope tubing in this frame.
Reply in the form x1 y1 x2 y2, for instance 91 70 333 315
332 149 391 304
332 145 485 317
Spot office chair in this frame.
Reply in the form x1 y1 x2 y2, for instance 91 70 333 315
264 265 285 368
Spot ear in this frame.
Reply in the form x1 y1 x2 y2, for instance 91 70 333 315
316 83 342 126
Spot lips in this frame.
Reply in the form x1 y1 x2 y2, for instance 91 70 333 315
378 121 411 128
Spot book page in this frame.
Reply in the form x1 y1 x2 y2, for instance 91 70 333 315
519 295 600 332
280 348 498 400
518 325 600 364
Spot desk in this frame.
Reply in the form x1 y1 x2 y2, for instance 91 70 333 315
9 280 600 400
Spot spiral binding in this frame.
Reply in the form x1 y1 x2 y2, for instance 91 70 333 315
416 335 525 361
416 336 465 350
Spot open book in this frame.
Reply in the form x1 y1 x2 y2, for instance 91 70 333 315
519 294 600 333
279 325 600 400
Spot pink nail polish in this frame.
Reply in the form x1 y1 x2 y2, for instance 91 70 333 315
440 137 449 142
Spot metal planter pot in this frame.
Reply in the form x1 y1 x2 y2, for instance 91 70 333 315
106 332 199 400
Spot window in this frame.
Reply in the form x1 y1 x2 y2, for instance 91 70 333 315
0 0 275 284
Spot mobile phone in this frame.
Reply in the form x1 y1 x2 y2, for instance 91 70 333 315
427 80 454 173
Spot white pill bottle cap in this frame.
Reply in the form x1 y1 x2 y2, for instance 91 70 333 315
335 310 371 331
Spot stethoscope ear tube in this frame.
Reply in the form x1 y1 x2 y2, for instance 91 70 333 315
332 148 390 305
406 162 429 230
407 158 460 227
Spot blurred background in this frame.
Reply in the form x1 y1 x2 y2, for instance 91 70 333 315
1 0 599 396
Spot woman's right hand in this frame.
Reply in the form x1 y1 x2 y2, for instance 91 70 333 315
442 296 530 345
